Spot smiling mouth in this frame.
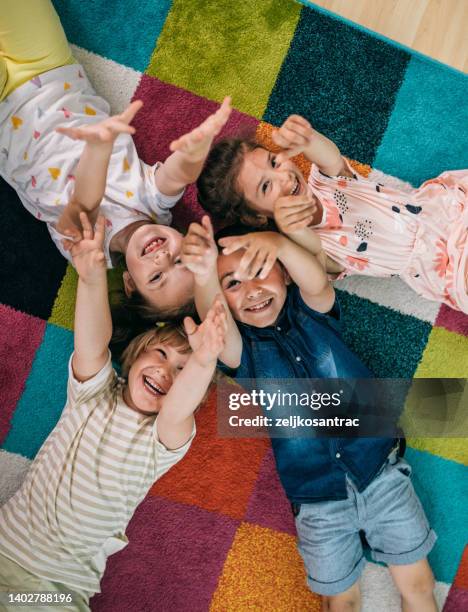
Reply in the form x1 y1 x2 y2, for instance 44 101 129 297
143 375 167 396
245 298 273 312
142 237 166 257
290 176 300 196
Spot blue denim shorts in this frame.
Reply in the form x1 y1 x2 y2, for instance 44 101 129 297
294 454 437 596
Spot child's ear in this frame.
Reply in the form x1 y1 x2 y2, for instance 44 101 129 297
123 271 137 297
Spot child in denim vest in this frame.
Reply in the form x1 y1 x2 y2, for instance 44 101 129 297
181 216 438 612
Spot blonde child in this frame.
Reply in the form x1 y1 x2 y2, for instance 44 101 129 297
0 212 227 611
181 217 437 612
0 0 232 322
197 115 467 313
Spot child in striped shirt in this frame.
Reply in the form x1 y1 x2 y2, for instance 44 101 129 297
0 212 227 610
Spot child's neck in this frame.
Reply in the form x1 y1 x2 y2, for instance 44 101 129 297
109 220 150 254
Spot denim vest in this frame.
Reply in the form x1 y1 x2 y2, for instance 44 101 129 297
220 285 395 503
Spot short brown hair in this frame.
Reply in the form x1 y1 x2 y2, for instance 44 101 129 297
197 138 267 227
120 323 191 378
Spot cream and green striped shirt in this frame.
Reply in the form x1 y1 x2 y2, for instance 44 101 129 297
0 353 194 596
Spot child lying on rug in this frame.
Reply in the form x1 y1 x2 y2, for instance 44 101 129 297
0 212 227 611
197 115 468 313
0 0 231 325
181 217 438 612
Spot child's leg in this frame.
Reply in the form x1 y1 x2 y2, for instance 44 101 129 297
0 0 74 101
322 581 361 612
389 559 437 612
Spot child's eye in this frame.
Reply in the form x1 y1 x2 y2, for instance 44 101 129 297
271 156 277 168
226 279 240 289
157 348 167 359
151 272 162 283
174 257 183 265
261 180 270 195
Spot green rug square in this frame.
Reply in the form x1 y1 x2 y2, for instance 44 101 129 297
49 265 125 331
415 327 468 378
147 0 301 118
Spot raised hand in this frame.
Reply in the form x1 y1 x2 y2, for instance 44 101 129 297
218 231 282 281
183 295 227 366
181 215 218 278
56 100 143 145
169 96 232 162
62 212 107 283
272 115 315 163
274 193 317 234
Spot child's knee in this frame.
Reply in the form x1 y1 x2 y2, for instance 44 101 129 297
400 572 435 601
325 583 361 612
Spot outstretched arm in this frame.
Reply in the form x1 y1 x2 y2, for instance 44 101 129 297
156 297 227 449
155 97 232 196
63 213 112 381
273 115 350 177
181 216 243 368
55 101 143 240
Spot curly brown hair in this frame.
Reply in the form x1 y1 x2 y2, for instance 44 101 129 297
197 138 268 228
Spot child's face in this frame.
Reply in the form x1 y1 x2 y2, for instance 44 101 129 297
217 250 288 327
124 224 194 312
237 147 308 217
125 342 189 414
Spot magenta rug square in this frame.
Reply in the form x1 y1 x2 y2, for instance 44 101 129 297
245 449 296 535
92 496 239 612
435 305 468 336
0 305 45 444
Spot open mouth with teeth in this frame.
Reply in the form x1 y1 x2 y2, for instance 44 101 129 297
142 237 166 257
290 176 301 196
143 375 167 396
245 297 273 313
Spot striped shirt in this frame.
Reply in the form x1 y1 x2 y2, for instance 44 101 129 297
0 353 194 596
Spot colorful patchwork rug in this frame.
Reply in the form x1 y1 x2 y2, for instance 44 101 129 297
1 1 467 610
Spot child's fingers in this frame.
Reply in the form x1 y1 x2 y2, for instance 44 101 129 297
183 316 198 336
119 100 143 124
275 147 305 164
277 126 309 147
218 235 248 255
259 252 277 279
201 215 215 240
286 115 312 129
79 212 94 240
61 238 76 252
236 247 259 279
55 126 80 140
285 218 314 233
94 215 106 246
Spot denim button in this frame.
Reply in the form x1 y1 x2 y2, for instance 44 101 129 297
336 452 341 459
296 356 301 362
276 326 281 331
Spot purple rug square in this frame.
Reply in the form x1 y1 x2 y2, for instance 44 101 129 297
245 449 296 536
92 496 239 612
0 305 45 445
443 585 468 611
435 305 468 337
130 76 259 231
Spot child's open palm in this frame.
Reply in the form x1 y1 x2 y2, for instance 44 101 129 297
55 100 143 145
181 216 218 278
184 296 227 366
272 115 315 163
62 213 106 283
169 97 232 162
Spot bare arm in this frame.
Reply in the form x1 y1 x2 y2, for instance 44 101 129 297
273 115 350 177
155 97 232 196
55 101 143 240
63 214 112 381
181 216 243 368
156 298 227 449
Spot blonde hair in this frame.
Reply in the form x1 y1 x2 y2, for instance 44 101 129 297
120 323 191 378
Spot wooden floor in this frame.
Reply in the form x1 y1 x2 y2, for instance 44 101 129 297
312 0 468 72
